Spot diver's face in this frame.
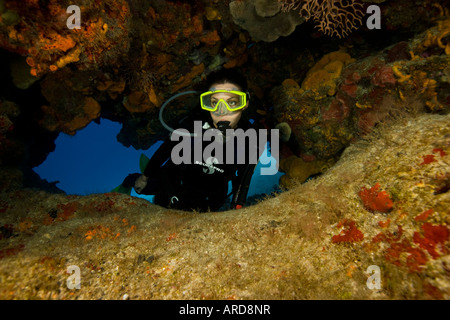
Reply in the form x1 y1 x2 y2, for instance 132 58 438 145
209 82 248 129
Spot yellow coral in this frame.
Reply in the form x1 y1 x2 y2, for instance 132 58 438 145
392 64 411 83
413 71 443 110
414 17 450 54
409 50 419 60
205 7 221 21
306 51 355 74
56 47 81 69
432 3 446 18
355 102 372 109
425 98 444 111
322 126 339 142
396 70 445 111
301 51 355 99
279 155 329 188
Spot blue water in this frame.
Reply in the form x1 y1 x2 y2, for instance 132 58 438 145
33 118 282 203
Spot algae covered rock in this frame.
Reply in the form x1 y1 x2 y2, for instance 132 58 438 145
0 113 448 300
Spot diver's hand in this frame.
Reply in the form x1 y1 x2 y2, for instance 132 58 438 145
134 175 148 194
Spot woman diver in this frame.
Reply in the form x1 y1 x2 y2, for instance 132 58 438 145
122 68 264 212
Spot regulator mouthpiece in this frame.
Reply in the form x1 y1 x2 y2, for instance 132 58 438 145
217 121 231 134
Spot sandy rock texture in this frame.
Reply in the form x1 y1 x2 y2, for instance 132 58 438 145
0 113 448 300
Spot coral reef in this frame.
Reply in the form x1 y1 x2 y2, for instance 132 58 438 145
301 50 355 99
272 15 450 167
0 99 23 192
1 0 131 78
39 69 102 135
0 113 448 299
279 0 365 38
271 50 357 161
229 0 305 42
0 0 449 301
0 0 444 157
9 56 39 90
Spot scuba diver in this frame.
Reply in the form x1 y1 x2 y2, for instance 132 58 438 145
120 68 265 212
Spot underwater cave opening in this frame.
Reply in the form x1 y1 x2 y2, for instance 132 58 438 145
32 117 283 208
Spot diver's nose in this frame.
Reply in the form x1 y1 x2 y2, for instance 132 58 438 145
216 101 228 115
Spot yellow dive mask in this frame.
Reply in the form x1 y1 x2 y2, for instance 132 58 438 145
200 90 247 114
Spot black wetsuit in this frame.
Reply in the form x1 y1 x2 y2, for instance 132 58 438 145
139 115 262 212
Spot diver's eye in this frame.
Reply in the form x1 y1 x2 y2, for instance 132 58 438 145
211 99 218 107
227 99 238 106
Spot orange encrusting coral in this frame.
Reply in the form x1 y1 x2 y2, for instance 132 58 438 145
42 202 79 225
1 0 131 77
432 148 446 157
85 225 120 241
332 219 364 243
200 30 221 46
372 225 429 272
358 183 394 213
413 223 449 259
420 154 437 165
378 218 391 228
38 32 76 52
372 215 450 273
56 202 78 221
166 232 177 242
414 209 433 221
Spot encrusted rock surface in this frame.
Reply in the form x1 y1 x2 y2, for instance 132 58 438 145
0 113 448 300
